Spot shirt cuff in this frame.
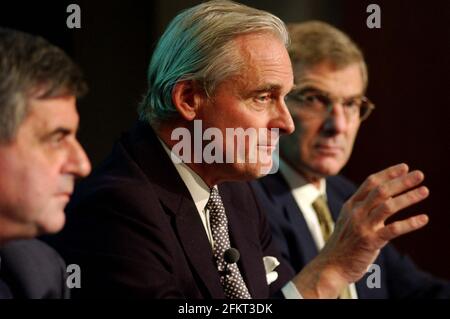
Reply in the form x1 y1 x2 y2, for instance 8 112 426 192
281 281 303 299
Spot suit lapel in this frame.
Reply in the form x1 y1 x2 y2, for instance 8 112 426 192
325 180 344 221
172 196 225 298
220 183 269 298
260 173 319 264
127 121 224 298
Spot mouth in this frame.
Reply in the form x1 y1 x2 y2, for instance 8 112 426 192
258 144 276 149
314 144 343 156
56 192 73 200
257 145 277 155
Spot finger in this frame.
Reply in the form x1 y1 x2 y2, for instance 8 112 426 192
352 163 409 201
377 214 429 241
362 170 425 213
369 186 429 225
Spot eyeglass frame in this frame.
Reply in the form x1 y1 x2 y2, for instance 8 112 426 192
285 86 375 122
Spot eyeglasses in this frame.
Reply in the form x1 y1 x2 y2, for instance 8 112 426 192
286 88 375 121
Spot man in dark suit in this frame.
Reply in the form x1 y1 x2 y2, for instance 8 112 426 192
0 28 91 298
50 1 431 299
252 21 450 298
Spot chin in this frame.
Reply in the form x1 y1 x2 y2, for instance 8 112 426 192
227 162 268 181
37 211 66 235
313 160 344 177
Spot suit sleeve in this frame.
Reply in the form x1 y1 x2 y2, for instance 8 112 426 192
379 244 450 298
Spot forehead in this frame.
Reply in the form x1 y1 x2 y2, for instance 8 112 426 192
231 32 293 91
22 95 79 132
294 61 364 96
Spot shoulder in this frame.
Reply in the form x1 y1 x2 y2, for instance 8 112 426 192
249 172 289 202
0 239 68 298
326 175 358 198
1 238 60 260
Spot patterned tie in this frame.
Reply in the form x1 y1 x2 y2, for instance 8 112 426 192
206 187 252 299
312 195 352 299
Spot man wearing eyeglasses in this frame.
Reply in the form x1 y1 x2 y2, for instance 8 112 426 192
251 21 450 298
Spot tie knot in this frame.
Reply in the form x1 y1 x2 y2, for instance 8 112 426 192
206 187 222 210
210 187 219 197
312 194 327 210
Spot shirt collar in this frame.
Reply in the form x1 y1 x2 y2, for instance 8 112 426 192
158 137 212 212
279 159 326 206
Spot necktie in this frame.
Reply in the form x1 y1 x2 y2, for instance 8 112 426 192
207 187 251 299
312 195 352 299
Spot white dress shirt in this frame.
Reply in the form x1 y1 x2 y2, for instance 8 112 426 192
279 159 358 299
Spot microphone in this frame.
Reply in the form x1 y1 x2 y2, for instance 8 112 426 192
224 248 240 265
222 248 240 281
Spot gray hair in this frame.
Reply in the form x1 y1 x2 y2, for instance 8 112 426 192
0 28 87 143
288 21 368 89
138 0 289 125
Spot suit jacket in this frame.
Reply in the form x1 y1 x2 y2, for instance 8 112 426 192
251 172 450 298
47 121 294 298
0 239 69 299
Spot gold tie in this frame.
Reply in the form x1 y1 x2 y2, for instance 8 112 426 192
312 195 352 299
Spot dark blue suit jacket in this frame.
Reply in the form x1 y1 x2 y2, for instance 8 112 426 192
251 172 450 298
0 239 69 299
47 121 294 298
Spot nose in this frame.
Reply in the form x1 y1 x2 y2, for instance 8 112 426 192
322 102 348 136
271 98 295 135
64 140 92 178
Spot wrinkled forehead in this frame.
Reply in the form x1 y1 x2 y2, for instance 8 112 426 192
23 95 79 131
292 61 365 96
230 33 293 88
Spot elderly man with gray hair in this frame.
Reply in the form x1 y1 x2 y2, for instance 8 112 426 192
51 1 430 298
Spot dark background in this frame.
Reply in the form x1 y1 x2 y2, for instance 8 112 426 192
1 0 449 280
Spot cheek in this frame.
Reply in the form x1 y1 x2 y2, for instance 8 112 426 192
344 125 360 154
17 155 64 206
296 121 320 156
21 165 67 233
18 166 53 207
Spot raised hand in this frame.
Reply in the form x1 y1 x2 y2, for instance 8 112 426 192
293 163 429 298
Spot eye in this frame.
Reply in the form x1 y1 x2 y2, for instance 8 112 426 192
303 94 320 103
48 132 67 147
301 93 327 107
254 93 272 103
343 98 360 109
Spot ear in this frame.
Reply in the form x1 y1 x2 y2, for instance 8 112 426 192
172 80 204 121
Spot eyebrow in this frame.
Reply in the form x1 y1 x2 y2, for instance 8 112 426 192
252 83 294 94
41 127 74 141
291 86 323 94
253 84 281 93
291 85 363 99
